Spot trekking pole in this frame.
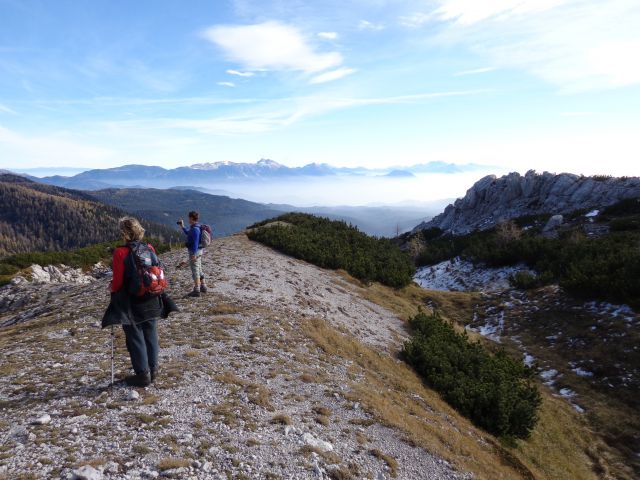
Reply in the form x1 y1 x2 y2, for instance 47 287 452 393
110 325 115 388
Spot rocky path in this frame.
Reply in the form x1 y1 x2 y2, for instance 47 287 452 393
0 235 465 480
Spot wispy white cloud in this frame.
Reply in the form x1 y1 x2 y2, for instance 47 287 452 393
432 0 640 91
318 32 339 40
309 67 357 84
0 104 16 115
399 12 432 28
454 66 496 76
358 20 385 31
217 81 236 87
433 0 569 26
148 89 489 135
202 21 343 73
226 69 254 77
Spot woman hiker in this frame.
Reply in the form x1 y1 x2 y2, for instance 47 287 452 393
102 217 170 387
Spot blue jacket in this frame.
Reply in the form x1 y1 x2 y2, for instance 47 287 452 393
182 223 201 256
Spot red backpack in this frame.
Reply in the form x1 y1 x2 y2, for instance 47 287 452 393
126 242 168 296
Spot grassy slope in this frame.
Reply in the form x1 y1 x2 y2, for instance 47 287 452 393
328 278 624 480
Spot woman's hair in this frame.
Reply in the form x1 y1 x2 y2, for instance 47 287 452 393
119 217 145 242
188 210 199 221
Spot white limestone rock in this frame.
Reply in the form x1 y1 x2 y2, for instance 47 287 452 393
303 432 333 452
71 465 102 480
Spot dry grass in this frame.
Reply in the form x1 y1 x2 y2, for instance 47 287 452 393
247 383 273 410
142 394 160 405
158 457 191 471
355 431 368 445
271 414 292 425
301 316 604 480
370 449 398 478
299 445 342 465
210 403 241 428
206 303 242 316
327 464 360 480
133 444 152 455
75 458 106 469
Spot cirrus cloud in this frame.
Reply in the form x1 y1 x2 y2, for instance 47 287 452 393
310 67 357 84
432 0 640 92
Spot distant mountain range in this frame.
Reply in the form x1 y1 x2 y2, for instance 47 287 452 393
14 159 489 191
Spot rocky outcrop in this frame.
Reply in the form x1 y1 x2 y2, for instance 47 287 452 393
414 171 640 234
29 264 96 284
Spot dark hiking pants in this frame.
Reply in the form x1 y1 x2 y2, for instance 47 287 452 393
122 319 159 375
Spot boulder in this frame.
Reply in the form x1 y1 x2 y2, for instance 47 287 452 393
32 413 51 425
71 465 102 480
302 432 333 452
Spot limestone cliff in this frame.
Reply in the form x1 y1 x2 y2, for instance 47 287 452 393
414 171 640 234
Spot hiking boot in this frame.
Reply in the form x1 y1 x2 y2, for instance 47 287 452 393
200 284 208 293
125 371 151 387
150 369 158 383
187 289 200 297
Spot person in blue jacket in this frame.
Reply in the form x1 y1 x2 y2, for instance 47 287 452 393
178 210 207 297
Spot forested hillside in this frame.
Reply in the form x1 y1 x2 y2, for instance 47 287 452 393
88 188 283 237
0 175 180 258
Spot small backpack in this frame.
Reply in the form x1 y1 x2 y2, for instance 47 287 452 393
198 224 213 248
126 242 167 296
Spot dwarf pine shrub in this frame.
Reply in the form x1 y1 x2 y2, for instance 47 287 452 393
403 311 541 439
247 213 415 288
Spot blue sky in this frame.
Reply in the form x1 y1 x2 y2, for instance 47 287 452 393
1 0 639 177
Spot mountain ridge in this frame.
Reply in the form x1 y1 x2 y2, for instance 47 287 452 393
0 234 612 479
414 170 640 234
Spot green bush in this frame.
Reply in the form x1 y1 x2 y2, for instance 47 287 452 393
509 271 553 290
403 311 541 439
247 213 415 288
609 217 640 232
415 219 640 307
602 197 640 216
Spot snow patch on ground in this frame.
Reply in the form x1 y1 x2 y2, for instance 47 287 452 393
540 369 559 385
523 354 535 367
572 367 594 378
583 300 636 323
414 258 530 292
559 388 576 398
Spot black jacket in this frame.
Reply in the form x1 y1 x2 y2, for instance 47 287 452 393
101 291 163 328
